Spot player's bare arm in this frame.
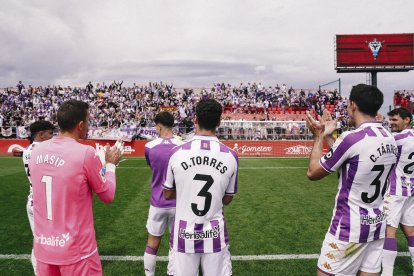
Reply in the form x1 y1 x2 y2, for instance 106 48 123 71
306 111 330 181
222 195 233 205
163 189 176 200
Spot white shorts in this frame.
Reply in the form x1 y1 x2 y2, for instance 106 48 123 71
146 205 175 237
317 233 383 275
174 246 232 276
27 198 34 234
384 194 414 228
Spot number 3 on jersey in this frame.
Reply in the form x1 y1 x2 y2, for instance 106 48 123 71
42 175 53 220
192 174 214 216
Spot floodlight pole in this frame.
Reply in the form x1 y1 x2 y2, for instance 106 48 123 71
318 78 341 95
371 71 378 87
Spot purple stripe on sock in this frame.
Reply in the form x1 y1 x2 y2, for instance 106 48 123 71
200 140 211 151
211 220 221 252
359 207 370 243
384 237 397 251
178 220 187 252
373 208 382 240
407 236 414 247
194 223 204 253
145 245 158 255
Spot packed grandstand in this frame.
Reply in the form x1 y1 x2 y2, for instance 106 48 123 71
2 80 410 140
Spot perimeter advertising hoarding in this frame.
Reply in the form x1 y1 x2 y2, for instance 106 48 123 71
0 139 328 157
336 33 414 72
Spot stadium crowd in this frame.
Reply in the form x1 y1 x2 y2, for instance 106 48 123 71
0 81 349 139
394 90 414 112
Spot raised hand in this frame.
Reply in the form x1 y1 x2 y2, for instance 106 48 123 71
306 111 324 138
105 140 124 165
320 110 337 137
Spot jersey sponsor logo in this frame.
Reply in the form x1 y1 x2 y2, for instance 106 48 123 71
401 178 414 188
94 143 135 155
179 225 221 240
360 211 386 225
34 233 70 247
284 145 312 155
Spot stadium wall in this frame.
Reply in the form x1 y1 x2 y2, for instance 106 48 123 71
0 139 326 157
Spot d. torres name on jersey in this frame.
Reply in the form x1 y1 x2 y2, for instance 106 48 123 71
180 155 227 174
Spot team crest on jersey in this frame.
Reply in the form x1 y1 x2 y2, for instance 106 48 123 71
367 38 384 60
100 167 107 182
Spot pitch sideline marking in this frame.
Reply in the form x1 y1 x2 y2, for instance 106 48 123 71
0 253 411 261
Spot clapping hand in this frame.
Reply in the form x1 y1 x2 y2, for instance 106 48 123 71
320 110 337 138
306 111 324 138
105 140 125 165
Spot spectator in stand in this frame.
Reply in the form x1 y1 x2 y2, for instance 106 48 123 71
1 81 349 138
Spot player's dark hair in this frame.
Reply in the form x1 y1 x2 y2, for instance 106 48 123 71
154 111 174 128
57 100 89 131
29 120 54 142
349 84 383 117
387 107 412 123
196 99 222 131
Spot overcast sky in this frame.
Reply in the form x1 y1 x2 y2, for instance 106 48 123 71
1 0 413 112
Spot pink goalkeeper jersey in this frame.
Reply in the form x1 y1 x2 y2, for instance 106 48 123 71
29 136 115 265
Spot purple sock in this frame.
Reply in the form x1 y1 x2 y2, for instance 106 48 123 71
407 236 414 247
384 237 397 251
145 245 158 255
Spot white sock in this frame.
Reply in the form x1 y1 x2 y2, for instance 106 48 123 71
381 237 397 276
409 246 414 270
31 248 37 275
144 252 157 276
167 248 174 276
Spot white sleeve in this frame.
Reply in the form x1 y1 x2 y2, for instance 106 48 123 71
163 155 175 190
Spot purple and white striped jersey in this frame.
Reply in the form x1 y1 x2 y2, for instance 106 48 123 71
145 137 183 208
23 142 39 203
163 135 238 254
388 129 414 196
319 121 397 243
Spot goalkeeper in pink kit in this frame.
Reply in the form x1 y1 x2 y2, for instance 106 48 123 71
29 100 124 276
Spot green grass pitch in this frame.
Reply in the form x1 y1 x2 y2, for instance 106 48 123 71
0 156 412 275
